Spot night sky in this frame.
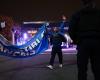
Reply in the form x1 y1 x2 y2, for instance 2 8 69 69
0 0 100 22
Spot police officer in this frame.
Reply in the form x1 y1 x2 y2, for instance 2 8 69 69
68 0 100 80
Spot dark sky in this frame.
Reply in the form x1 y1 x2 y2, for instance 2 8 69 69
0 0 100 22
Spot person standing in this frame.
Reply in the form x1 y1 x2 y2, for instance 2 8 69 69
68 0 100 80
47 27 67 69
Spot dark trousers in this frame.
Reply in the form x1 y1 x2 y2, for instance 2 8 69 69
49 46 63 66
77 40 100 80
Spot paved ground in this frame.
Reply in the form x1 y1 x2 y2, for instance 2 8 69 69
0 52 94 80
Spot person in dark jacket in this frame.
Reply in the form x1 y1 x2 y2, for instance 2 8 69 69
68 0 100 80
47 27 67 69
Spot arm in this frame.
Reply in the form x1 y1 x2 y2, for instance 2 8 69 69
68 12 80 44
50 34 53 45
59 33 67 43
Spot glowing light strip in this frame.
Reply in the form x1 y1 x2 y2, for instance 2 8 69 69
23 21 47 24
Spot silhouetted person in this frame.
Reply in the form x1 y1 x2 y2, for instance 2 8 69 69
68 0 100 80
47 27 67 69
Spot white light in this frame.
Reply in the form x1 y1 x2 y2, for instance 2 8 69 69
23 33 28 40
23 21 46 24
27 30 37 34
